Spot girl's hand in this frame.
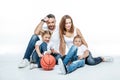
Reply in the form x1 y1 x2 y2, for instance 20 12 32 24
44 51 51 55
39 54 44 58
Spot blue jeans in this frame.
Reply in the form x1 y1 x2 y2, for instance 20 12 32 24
51 53 62 64
32 42 62 67
32 42 47 68
85 52 103 65
23 34 39 61
63 45 85 73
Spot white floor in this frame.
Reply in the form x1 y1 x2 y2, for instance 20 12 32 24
0 53 120 80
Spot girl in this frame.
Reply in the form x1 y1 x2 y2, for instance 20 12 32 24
30 30 61 69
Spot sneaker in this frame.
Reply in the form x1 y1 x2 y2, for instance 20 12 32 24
18 59 30 68
30 63 38 70
58 58 67 75
103 56 113 62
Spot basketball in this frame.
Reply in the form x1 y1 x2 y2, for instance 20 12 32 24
40 54 56 70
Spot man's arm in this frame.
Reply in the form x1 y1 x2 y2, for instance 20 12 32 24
34 21 45 35
34 17 49 35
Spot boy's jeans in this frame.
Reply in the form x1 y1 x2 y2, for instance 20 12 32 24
63 45 85 73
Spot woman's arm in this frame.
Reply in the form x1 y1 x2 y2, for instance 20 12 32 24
76 28 88 47
59 39 66 56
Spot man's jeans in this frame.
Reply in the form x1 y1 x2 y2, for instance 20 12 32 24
23 34 39 61
63 45 85 73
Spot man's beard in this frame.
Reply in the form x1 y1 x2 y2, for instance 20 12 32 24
48 26 55 30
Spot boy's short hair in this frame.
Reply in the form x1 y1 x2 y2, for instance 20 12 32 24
73 35 82 41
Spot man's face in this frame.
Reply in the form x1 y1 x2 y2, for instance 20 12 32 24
46 18 56 31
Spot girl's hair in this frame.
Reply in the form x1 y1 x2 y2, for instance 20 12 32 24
41 30 52 37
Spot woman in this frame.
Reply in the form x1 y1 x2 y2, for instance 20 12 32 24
59 15 88 56
58 15 113 74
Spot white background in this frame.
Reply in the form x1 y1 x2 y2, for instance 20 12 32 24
0 0 120 56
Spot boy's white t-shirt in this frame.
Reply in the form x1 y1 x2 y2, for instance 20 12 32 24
77 44 88 56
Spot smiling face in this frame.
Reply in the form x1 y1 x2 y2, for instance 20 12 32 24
42 34 51 43
65 18 72 31
46 18 56 31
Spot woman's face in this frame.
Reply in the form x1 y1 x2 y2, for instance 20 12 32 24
42 34 51 43
65 18 72 31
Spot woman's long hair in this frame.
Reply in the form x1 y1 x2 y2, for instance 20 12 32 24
59 15 75 55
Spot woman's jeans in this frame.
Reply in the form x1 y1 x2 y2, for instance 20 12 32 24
63 45 85 73
23 34 39 61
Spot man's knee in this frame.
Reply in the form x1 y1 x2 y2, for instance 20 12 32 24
31 34 39 41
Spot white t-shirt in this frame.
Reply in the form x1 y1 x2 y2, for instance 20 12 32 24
63 27 77 54
64 27 77 49
77 44 88 56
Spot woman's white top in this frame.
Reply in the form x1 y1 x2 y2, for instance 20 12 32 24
63 28 77 49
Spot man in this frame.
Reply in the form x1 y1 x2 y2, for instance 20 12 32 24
18 14 60 68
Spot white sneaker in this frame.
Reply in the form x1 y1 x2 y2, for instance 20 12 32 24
58 58 67 75
103 56 113 62
18 59 30 68
30 63 38 70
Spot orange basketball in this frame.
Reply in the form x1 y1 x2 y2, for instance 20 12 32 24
40 54 56 70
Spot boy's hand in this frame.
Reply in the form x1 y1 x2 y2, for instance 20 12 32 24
78 55 84 60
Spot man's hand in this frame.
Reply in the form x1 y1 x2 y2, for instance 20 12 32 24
43 17 49 22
